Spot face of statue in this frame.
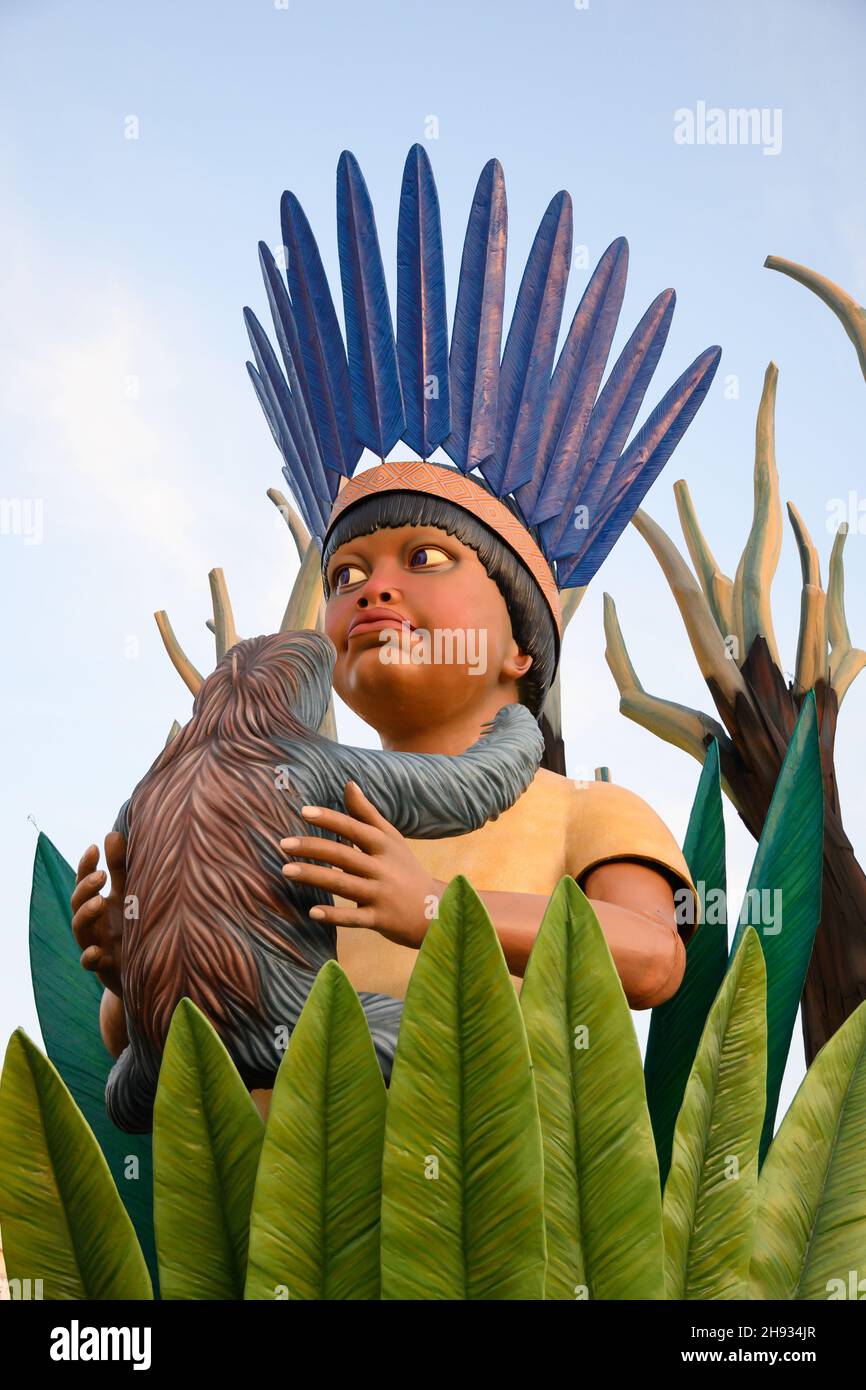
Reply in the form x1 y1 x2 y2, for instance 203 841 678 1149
323 522 533 745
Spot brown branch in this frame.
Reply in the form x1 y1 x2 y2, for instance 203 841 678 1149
154 611 203 696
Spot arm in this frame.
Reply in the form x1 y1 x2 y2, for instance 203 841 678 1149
280 783 687 1010
470 859 685 1007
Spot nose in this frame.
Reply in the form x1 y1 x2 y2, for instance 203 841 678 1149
355 563 403 609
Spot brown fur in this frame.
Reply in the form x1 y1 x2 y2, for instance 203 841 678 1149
124 634 318 1052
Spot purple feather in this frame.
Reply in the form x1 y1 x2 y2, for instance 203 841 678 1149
280 190 361 478
556 345 722 587
443 159 507 473
397 145 451 458
541 289 675 560
244 306 333 512
254 253 339 503
336 151 405 457
246 361 326 538
483 191 572 495
518 238 628 525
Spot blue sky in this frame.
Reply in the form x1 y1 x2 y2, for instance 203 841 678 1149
2 0 865 1116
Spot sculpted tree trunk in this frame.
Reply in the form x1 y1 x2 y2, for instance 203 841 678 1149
604 258 866 1065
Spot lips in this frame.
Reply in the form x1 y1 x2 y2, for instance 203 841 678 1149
347 608 415 639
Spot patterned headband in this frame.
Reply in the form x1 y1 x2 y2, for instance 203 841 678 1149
323 459 564 637
244 145 720 613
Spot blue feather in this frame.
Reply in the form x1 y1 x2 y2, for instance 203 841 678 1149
443 158 507 473
255 251 339 503
556 345 722 587
541 289 675 560
280 190 361 478
244 306 332 511
336 150 405 457
244 315 330 534
396 144 451 458
483 191 572 495
518 237 628 525
258 242 312 418
246 362 321 538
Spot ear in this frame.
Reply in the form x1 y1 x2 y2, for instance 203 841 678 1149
501 644 533 682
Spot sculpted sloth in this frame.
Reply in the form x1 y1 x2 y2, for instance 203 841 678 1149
105 628 544 1132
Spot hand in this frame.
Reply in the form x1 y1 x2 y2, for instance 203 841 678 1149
280 781 443 950
70 833 128 997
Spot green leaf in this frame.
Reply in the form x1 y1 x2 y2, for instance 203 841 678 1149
245 961 386 1300
153 999 264 1300
663 929 767 1300
0 1029 152 1299
520 877 664 1299
728 692 824 1161
380 876 545 1301
28 832 158 1288
750 998 866 1299
645 740 728 1188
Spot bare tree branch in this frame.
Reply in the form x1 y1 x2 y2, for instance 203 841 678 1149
631 509 754 709
208 568 239 661
154 611 203 696
267 487 312 563
603 592 732 768
736 363 783 669
765 255 866 381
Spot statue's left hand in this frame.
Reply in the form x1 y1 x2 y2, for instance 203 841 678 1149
280 781 443 950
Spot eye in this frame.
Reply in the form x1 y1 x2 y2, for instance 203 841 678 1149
408 546 450 570
332 563 366 590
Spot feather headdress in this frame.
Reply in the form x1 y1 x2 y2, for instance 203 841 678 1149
244 145 720 629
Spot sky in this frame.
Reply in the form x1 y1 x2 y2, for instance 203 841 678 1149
2 0 865 1122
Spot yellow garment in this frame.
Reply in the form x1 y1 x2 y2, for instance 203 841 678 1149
336 767 697 1001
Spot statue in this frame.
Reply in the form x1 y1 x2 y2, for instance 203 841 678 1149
70 145 721 1122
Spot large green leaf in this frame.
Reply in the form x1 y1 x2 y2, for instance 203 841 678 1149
520 877 664 1299
645 740 728 1189
28 832 158 1287
750 998 866 1299
728 692 824 1161
380 875 545 1300
153 999 264 1300
0 1029 152 1299
663 929 766 1300
245 961 386 1300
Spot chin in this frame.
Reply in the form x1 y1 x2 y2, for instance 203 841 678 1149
338 649 465 724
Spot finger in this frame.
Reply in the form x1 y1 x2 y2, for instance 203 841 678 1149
80 945 104 972
71 869 107 916
306 902 377 930
342 780 399 836
282 862 375 903
71 895 106 949
299 804 386 854
75 844 100 886
280 836 373 876
104 832 128 893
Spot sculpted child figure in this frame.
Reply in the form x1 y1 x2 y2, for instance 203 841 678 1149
70 145 716 1121
71 465 697 1123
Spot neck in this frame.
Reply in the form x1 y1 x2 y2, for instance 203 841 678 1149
375 686 522 755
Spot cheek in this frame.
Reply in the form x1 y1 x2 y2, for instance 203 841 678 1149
323 596 346 643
